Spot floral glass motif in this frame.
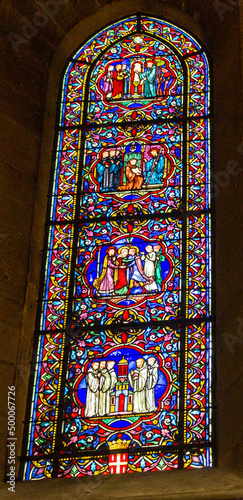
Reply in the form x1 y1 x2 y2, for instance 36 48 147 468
21 14 212 480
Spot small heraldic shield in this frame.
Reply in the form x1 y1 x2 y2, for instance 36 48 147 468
108 438 130 474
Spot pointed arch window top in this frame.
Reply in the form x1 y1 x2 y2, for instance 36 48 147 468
67 15 204 64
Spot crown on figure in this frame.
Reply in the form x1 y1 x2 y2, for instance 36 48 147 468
108 438 131 451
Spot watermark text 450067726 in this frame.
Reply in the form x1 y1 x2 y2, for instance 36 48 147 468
7 386 16 493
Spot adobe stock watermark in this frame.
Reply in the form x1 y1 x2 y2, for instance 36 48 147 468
8 0 70 53
211 140 243 199
6 386 16 493
223 317 243 353
213 0 243 22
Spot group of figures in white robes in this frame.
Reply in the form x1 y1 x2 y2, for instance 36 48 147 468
129 357 159 414
84 360 117 418
84 356 159 417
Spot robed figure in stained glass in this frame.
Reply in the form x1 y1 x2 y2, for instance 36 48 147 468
84 361 100 417
93 247 119 295
128 358 148 413
112 64 128 99
107 149 118 190
146 357 159 412
96 151 110 191
154 244 166 289
114 150 123 189
140 60 157 97
103 65 114 98
118 158 144 190
145 148 165 185
141 245 158 292
107 360 117 410
127 246 152 289
156 61 173 96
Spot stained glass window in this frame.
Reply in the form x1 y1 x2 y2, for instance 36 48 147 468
21 14 213 480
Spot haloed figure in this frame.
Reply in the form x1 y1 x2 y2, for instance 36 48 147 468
96 150 110 190
114 246 130 295
93 247 118 296
154 243 165 288
140 60 157 98
112 64 126 99
103 65 114 98
109 149 123 190
128 246 148 288
145 148 165 185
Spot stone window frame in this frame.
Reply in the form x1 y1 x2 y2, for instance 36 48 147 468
11 2 243 498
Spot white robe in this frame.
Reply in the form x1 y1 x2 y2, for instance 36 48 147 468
143 252 157 291
146 363 159 411
99 368 111 416
129 365 148 413
84 367 100 417
108 368 118 414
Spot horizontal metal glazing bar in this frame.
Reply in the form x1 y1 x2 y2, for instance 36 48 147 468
56 113 211 132
45 208 213 226
33 317 214 336
20 441 213 462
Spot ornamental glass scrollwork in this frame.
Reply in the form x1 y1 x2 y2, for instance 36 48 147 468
21 14 213 480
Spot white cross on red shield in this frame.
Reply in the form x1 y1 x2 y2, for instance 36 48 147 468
109 453 128 474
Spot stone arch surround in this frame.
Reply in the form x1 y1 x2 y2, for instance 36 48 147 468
0 1 243 498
